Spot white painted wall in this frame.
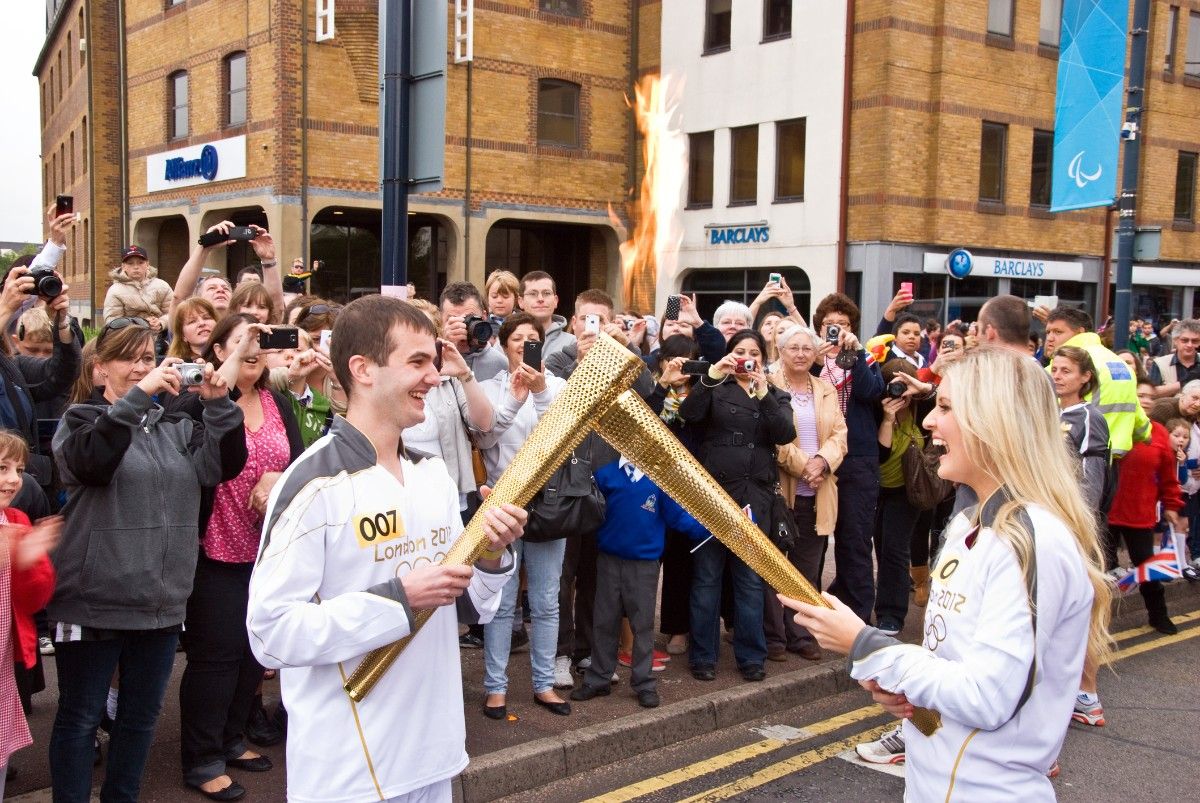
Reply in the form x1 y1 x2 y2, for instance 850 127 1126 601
658 0 847 312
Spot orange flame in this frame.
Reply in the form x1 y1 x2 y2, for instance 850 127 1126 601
612 74 686 313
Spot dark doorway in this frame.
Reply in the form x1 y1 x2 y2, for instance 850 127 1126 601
223 208 269 277
485 221 593 311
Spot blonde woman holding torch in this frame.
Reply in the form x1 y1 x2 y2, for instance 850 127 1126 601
782 347 1112 801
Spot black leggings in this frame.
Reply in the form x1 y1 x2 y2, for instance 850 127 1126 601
1107 525 1169 622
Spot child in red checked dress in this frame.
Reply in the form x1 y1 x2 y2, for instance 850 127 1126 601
0 431 60 796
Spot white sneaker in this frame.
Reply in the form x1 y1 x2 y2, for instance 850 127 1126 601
553 655 574 689
39 636 55 656
855 726 906 764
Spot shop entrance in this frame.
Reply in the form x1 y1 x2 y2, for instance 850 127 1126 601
484 221 596 309
680 267 812 324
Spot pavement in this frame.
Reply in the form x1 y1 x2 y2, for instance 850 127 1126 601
6 572 1198 802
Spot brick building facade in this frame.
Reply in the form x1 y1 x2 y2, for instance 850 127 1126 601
37 0 650 319
34 0 126 318
846 0 1200 328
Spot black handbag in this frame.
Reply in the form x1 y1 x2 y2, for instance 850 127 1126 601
902 439 954 510
523 439 606 542
768 486 799 553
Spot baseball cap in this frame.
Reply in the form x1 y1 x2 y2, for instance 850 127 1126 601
121 245 148 262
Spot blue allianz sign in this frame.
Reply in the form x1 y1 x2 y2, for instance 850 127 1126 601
946 248 973 279
1050 0 1128 212
706 222 769 246
164 144 219 182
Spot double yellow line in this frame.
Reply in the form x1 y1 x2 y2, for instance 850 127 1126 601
587 610 1200 803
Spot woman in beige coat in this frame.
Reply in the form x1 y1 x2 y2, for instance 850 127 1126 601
764 325 847 661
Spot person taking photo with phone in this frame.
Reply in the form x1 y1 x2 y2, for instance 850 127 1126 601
475 312 570 720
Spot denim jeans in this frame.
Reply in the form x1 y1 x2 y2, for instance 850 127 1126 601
484 538 566 695
49 631 179 803
689 539 766 671
1185 492 1200 560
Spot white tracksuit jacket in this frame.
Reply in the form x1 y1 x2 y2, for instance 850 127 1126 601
247 417 514 802
848 495 1094 802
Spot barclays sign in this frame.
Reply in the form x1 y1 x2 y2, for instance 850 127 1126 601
705 221 770 246
146 135 246 193
164 144 219 182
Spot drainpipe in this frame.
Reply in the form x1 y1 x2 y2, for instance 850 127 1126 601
85 1 97 321
835 0 855 293
116 0 130 309
1099 205 1114 322
463 60 472 282
626 0 639 305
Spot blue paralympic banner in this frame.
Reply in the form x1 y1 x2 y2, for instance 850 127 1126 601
1051 0 1128 212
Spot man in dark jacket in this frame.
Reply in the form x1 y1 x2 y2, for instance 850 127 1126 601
810 293 884 622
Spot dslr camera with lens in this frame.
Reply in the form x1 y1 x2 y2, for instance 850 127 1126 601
26 267 64 298
462 315 498 353
175 363 205 387
886 380 908 399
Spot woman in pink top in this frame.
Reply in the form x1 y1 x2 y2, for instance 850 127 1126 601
179 314 303 800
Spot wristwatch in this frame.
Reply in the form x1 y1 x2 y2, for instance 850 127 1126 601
260 259 278 268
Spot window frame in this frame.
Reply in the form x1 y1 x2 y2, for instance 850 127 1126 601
773 117 806 203
1038 0 1062 47
225 51 248 128
762 0 792 43
536 78 581 148
1165 6 1179 73
1175 151 1198 222
538 0 581 16
1029 129 1053 208
728 124 759 206
987 0 1015 38
978 121 1008 204
704 0 732 54
687 131 715 209
1186 11 1200 80
169 70 189 140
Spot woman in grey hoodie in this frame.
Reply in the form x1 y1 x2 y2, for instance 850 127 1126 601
47 319 245 803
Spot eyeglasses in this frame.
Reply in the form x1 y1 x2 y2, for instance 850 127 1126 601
522 290 555 300
99 316 149 343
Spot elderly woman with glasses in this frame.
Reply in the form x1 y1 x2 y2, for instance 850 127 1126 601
765 326 847 662
47 318 245 803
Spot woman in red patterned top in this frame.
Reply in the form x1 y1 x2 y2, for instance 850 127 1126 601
179 314 304 800
0 431 60 797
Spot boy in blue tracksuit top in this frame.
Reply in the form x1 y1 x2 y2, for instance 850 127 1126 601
570 456 707 708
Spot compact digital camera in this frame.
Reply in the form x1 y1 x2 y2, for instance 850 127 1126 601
175 363 205 387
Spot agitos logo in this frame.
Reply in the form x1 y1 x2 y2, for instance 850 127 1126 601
165 144 219 182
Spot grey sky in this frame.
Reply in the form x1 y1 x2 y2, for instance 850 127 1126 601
0 4 46 243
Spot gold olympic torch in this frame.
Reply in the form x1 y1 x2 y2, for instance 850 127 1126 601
342 334 940 735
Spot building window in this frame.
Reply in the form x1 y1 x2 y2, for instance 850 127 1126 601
69 131 75 184
1176 152 1198 221
1187 12 1200 79
78 9 85 70
57 52 63 99
763 0 791 41
58 145 65 192
774 118 805 202
1165 6 1179 73
41 82 47 125
539 0 580 15
681 268 811 323
987 0 1014 37
67 33 73 80
170 70 188 139
704 0 732 53
1039 0 1062 46
688 131 714 208
979 122 1008 203
226 51 247 127
1030 129 1053 207
729 125 759 205
537 79 580 147
81 117 87 176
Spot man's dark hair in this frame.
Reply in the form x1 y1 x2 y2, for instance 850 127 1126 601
236 266 263 284
11 254 35 270
893 312 922 334
497 311 545 348
924 318 940 332
438 281 484 311
519 270 556 296
812 292 861 334
977 295 1031 346
332 296 436 400
1046 306 1094 333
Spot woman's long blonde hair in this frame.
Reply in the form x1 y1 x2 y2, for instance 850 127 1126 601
941 347 1113 667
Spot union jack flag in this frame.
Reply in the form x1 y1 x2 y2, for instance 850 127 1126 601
1117 522 1185 592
